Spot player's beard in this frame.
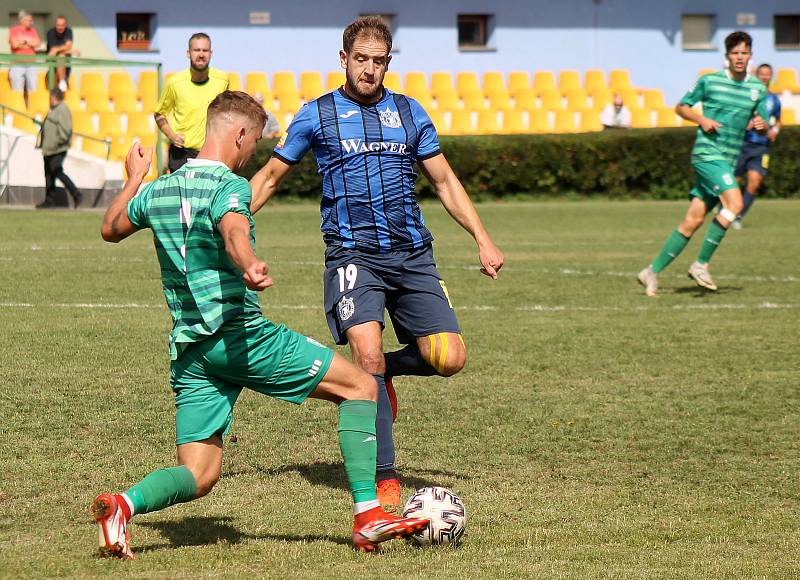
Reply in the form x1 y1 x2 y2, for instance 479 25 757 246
345 69 383 102
191 61 209 73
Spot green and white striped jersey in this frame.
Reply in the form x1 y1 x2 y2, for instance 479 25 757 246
680 70 769 166
128 159 261 360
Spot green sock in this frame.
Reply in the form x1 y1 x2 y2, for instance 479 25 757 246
338 400 378 504
125 465 197 515
697 218 728 265
651 229 690 273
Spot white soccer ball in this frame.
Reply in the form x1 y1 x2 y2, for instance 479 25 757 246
402 486 466 546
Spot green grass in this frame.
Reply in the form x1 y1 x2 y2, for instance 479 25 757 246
1 200 799 579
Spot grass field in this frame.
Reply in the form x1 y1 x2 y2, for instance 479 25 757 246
1 199 799 579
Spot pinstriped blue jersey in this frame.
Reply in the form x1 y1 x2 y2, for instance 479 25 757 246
744 92 781 145
274 88 441 252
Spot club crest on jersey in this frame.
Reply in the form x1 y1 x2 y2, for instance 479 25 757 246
750 89 759 101
379 106 402 129
338 296 355 321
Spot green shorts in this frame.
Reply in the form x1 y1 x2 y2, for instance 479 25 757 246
689 160 737 209
170 318 334 445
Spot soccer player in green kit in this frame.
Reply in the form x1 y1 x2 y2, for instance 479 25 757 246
92 91 428 558
637 31 770 296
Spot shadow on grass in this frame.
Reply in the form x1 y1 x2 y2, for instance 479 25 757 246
222 461 465 492
673 285 743 296
136 516 350 553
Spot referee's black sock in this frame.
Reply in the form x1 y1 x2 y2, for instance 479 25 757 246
384 344 437 377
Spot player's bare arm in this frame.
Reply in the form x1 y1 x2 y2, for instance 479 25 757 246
217 212 273 291
418 153 504 279
154 112 185 147
100 144 152 243
676 103 721 133
249 156 293 214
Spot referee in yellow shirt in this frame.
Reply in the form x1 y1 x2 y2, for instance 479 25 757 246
155 33 229 172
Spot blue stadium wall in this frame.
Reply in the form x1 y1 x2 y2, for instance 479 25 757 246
53 0 800 100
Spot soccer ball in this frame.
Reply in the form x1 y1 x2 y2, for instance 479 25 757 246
402 486 466 546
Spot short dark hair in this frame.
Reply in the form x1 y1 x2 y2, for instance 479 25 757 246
188 32 211 49
50 88 64 101
207 90 267 132
55 15 67 23
725 31 752 53
756 63 773 72
343 16 392 53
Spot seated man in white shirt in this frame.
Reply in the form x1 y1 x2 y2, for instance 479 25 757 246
600 94 632 129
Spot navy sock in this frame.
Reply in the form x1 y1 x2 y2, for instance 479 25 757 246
384 344 436 377
373 373 396 477
740 190 756 218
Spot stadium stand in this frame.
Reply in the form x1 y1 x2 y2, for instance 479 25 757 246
773 68 800 94
383 71 402 92
533 71 557 95
245 72 270 96
300 71 324 100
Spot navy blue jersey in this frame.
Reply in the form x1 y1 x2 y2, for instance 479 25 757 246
274 88 441 252
745 92 781 145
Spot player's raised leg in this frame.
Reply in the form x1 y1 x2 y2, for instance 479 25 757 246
309 351 429 551
690 187 743 290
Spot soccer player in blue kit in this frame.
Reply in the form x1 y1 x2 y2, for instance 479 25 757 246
250 16 504 512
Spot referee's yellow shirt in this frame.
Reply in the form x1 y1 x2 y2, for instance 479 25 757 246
156 68 229 150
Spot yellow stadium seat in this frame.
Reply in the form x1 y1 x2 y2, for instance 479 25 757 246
245 72 270 96
26 90 51 119
642 89 666 109
108 72 135 97
407 90 434 112
276 92 302 115
430 72 454 96
456 72 480 96
383 71 402 92
273 72 298 94
84 91 111 114
36 70 49 90
1 89 26 110
565 89 589 112
512 88 536 110
434 90 461 112
112 92 139 114
72 111 96 136
12 112 38 134
126 112 154 138
63 90 82 112
108 135 131 162
539 90 562 111
476 110 500 134
0 70 10 94
137 71 158 100
590 88 613 111
619 88 639 109
404 72 428 95
579 110 603 132
532 71 557 95
773 68 800 93
781 108 796 125
609 69 633 92
80 72 105 98
98 112 124 137
227 73 243 91
697 68 717 77
482 71 505 95
82 136 110 158
529 108 551 133
487 90 512 111
631 108 652 128
553 109 577 133
501 109 527 134
558 70 581 94
300 72 324 100
133 130 158 148
584 69 607 93
325 72 345 91
461 91 487 111
427 109 447 134
508 71 531 94
140 92 160 113
449 110 474 135
655 107 679 128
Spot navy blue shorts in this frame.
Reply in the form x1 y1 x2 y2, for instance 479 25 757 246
323 244 461 345
735 141 770 177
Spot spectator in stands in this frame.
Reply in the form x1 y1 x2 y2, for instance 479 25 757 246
154 32 229 172
8 10 42 104
47 15 80 92
36 88 83 209
600 94 632 129
252 93 281 138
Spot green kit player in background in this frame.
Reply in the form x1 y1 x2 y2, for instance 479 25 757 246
93 91 428 559
638 31 770 296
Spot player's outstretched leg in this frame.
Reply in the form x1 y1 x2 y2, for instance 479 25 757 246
309 352 429 550
690 193 742 291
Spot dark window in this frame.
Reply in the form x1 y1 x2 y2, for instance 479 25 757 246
458 14 490 49
116 13 155 51
775 15 800 48
681 14 715 49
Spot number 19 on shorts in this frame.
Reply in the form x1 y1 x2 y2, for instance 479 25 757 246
337 264 358 293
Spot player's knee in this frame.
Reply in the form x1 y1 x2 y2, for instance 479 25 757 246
726 199 743 217
423 333 466 377
355 349 385 375
681 215 704 234
344 370 378 402
189 467 220 498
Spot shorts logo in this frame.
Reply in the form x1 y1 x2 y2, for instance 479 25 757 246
338 296 355 321
379 106 402 129
307 359 323 378
722 173 733 186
